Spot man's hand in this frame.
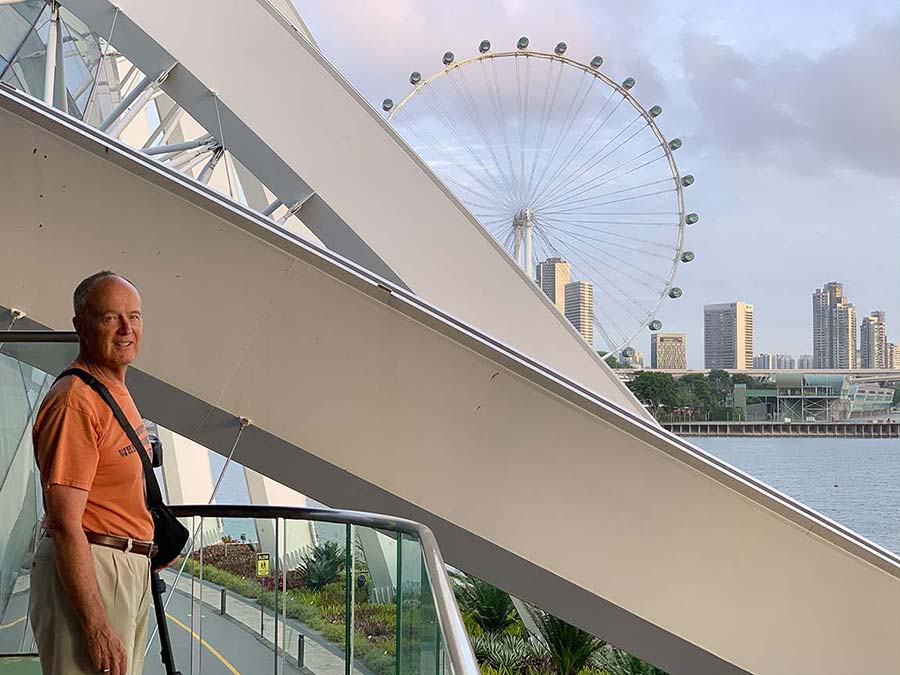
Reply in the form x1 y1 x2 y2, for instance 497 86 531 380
85 622 128 675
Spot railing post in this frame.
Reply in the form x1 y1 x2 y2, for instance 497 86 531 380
220 587 226 615
297 633 305 668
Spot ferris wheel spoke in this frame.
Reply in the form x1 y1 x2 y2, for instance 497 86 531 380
448 67 519 201
396 112 516 211
536 220 668 288
438 171 516 210
514 54 533 208
523 56 564 201
545 177 674 210
537 148 668 212
528 91 624 207
537 228 655 323
528 70 595 203
541 223 674 261
539 218 675 251
534 229 644 341
416 85 516 202
484 58 525 205
532 112 646 210
542 184 677 213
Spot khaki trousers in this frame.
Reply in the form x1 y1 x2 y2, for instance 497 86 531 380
30 536 151 675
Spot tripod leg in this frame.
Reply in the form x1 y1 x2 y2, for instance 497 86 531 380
151 571 182 675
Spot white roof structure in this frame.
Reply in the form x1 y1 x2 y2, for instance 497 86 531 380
0 3 898 673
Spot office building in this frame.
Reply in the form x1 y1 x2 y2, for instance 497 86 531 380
797 354 814 370
813 282 857 369
704 302 754 369
564 281 594 346
860 311 887 368
651 333 687 369
536 257 571 313
754 353 775 369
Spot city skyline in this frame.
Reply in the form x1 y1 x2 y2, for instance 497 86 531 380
297 1 899 367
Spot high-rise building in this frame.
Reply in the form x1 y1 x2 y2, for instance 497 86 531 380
776 354 795 369
888 343 900 370
754 353 775 369
651 333 687 369
536 257 571 313
704 302 754 369
860 310 887 368
812 282 857 369
797 354 814 370
564 281 594 346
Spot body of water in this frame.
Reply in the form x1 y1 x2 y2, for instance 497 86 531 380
208 437 900 555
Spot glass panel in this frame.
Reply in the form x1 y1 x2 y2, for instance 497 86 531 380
351 526 398 675
0 340 77 656
397 532 440 675
0 1 45 63
1 25 47 98
58 7 101 119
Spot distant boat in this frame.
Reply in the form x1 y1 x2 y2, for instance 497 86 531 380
833 476 839 488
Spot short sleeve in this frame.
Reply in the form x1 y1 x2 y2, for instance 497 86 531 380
35 396 100 491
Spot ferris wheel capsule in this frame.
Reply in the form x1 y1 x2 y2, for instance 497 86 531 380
649 320 663 331
517 36 529 50
622 77 635 90
382 98 394 112
622 346 636 358
681 174 695 187
442 51 455 65
668 138 682 151
668 287 683 299
555 42 567 55
590 55 603 69
649 105 662 117
685 213 699 225
479 40 491 53
409 71 421 85
681 251 695 263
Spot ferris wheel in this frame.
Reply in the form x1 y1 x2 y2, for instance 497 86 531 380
382 38 696 358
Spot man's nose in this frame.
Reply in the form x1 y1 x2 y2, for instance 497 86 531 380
116 318 133 334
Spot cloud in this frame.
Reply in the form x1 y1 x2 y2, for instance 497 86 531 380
682 19 900 177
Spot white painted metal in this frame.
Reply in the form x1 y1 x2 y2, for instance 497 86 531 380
42 2 60 106
60 0 653 421
2 89 898 675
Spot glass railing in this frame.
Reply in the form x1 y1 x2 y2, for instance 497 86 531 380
0 332 478 675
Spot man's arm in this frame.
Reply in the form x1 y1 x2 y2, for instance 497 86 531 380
44 484 128 675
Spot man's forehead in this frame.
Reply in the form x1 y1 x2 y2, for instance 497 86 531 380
87 277 141 311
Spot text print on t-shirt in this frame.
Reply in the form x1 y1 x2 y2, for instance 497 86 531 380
117 422 151 458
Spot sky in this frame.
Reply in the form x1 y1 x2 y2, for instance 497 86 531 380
292 0 900 367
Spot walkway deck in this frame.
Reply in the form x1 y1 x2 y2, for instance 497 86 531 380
664 421 900 437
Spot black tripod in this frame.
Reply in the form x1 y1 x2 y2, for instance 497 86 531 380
151 571 181 675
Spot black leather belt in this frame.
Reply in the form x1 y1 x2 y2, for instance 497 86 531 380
46 530 157 557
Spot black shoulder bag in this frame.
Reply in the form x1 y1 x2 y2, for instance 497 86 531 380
55 368 189 569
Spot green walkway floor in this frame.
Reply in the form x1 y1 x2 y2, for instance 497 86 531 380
0 655 41 675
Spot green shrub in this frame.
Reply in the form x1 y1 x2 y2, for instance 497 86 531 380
296 541 345 589
527 607 603 675
454 574 517 633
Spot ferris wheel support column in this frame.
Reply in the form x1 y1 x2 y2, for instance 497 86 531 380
514 208 535 278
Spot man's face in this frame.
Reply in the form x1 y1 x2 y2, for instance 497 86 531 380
74 277 142 369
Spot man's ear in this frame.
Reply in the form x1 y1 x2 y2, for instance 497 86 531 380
72 314 81 333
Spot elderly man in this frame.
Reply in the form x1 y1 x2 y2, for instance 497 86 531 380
31 271 152 675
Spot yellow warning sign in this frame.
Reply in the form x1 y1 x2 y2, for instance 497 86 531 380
256 553 271 577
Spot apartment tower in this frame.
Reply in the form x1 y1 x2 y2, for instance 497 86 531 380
651 333 687 369
704 302 754 369
860 310 887 368
813 282 857 369
564 281 594 346
536 257 571 313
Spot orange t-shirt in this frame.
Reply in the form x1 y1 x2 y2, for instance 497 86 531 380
33 362 154 542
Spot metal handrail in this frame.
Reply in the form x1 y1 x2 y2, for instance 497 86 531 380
172 505 478 674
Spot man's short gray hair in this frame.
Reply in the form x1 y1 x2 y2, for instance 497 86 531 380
73 271 134 317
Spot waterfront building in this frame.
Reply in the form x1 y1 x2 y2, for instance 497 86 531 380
733 374 894 422
564 281 594 346
704 302 754 369
536 257 571 313
797 354 814 370
776 354 795 369
651 333 687 369
813 282 857 369
860 311 887 368
889 343 900 369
